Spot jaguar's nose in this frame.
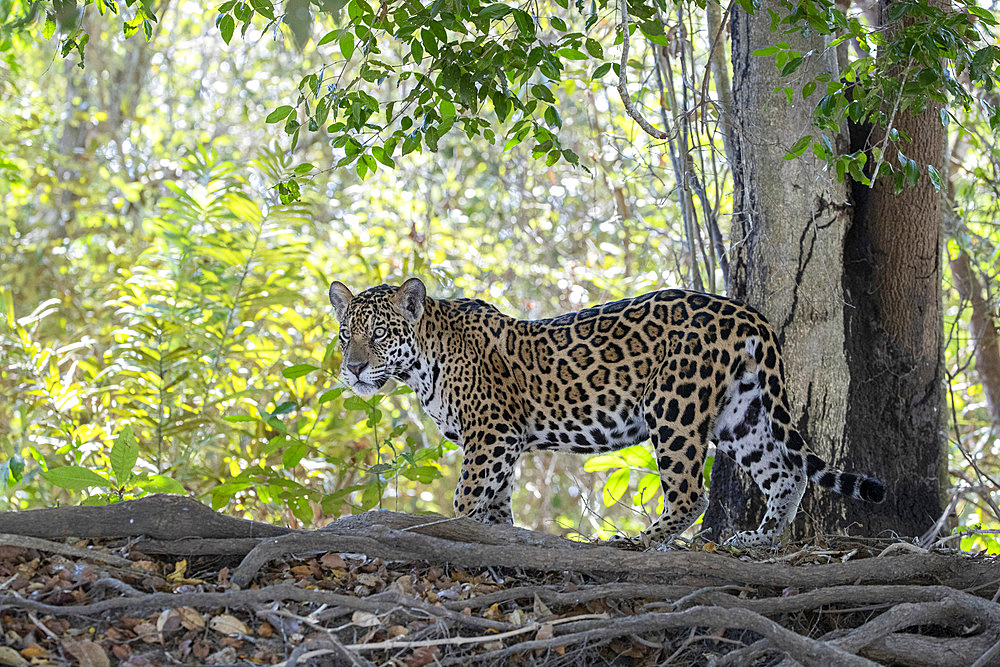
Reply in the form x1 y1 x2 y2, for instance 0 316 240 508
346 360 368 378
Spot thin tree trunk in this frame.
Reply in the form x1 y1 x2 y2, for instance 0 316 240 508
948 249 1000 429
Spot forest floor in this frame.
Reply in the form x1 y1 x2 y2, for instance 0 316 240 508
0 496 998 666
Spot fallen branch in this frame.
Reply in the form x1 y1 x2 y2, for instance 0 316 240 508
0 495 291 541
229 517 1000 591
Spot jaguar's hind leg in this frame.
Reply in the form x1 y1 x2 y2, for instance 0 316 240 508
714 371 806 547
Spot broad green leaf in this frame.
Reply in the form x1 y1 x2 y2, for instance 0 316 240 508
318 388 345 404
618 445 656 469
400 465 442 483
783 134 812 160
344 396 370 410
282 441 309 468
266 105 294 123
480 3 511 20
753 45 781 56
602 467 630 506
584 453 623 472
218 14 235 43
138 475 187 495
557 47 587 61
359 483 381 510
42 466 110 490
633 472 660 506
530 84 555 103
110 426 139 485
340 32 355 60
584 38 603 59
283 363 318 379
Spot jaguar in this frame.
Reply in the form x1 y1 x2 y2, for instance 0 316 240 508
327 277 885 547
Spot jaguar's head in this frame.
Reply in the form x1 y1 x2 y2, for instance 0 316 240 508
327 278 426 397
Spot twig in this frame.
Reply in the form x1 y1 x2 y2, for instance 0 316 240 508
617 0 668 139
971 636 1000 667
347 613 611 652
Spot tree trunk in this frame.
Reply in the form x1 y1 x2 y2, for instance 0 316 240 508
949 246 1000 430
704 0 854 540
706 0 946 541
839 0 946 537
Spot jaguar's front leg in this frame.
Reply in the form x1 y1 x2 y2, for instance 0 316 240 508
453 433 522 525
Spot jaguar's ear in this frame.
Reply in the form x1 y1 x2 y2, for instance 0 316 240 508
328 281 354 322
393 277 426 323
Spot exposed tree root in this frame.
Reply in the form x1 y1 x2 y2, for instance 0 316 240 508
1 495 998 665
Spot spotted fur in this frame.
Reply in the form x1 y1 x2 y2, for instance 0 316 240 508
328 278 886 547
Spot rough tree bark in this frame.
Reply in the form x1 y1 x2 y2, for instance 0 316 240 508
840 0 946 536
704 0 856 540
706 0 946 540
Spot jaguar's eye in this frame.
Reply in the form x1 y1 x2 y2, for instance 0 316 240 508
372 326 387 340
341 328 352 341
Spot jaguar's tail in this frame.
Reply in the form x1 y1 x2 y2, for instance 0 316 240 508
740 335 886 505
805 454 886 503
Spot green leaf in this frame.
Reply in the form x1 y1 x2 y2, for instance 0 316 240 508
633 472 660 505
42 466 110 490
781 56 803 76
400 465 442 483
43 14 56 39
618 445 656 469
340 32 355 60
753 45 781 56
218 14 235 43
927 164 943 191
138 475 187 495
317 29 337 46
584 38 603 59
592 62 612 79
557 47 587 61
344 396 370 410
602 467 630 506
359 483 381 510
266 105 294 123
480 3 511 19
283 363 319 379
110 426 139 485
282 441 309 468
368 462 392 475
123 16 143 39
585 453 623 472
513 9 534 36
531 84 555 103
318 388 345 404
783 134 812 160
